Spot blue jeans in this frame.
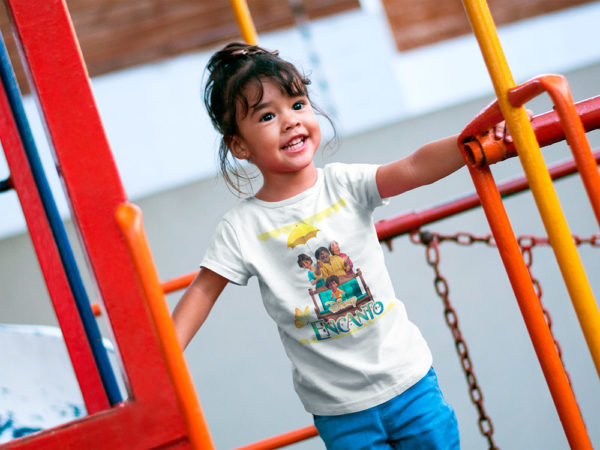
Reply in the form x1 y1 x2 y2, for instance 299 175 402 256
313 368 459 449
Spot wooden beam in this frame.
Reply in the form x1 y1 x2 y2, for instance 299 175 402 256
0 0 359 93
381 0 597 51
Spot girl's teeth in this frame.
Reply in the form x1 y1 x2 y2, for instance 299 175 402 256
285 138 304 150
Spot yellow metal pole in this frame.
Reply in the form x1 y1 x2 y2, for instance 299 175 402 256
230 0 258 45
461 0 600 380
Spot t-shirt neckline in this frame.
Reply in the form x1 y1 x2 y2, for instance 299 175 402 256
248 168 323 209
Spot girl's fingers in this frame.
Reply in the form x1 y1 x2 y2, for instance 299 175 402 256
494 121 507 140
500 109 533 143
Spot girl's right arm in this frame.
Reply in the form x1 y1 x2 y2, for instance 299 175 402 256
172 267 229 349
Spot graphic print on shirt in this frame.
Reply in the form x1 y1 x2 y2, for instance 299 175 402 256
257 198 393 344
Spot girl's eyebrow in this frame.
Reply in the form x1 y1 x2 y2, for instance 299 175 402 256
250 101 272 116
249 94 305 117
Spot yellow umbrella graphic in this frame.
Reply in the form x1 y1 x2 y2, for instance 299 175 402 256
287 223 320 250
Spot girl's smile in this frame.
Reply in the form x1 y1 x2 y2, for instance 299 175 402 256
282 135 307 152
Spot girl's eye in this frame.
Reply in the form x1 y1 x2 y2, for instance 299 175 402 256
259 112 274 122
292 101 305 110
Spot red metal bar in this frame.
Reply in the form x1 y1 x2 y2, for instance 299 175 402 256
462 96 600 166
0 63 108 412
530 95 600 149
236 425 319 450
1 403 189 449
375 149 600 241
3 0 192 447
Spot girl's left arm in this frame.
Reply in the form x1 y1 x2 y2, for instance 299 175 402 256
376 113 530 199
376 134 463 199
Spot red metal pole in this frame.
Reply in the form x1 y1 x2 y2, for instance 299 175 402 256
375 149 600 241
0 60 109 413
461 96 600 166
4 0 193 447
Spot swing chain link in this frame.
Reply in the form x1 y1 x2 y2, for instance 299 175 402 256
412 230 498 450
574 233 600 247
407 230 600 449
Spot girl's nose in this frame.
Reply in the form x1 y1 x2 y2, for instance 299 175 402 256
282 112 300 131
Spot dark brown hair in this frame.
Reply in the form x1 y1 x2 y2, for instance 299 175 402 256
204 42 334 195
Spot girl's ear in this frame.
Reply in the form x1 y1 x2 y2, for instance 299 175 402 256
229 136 250 160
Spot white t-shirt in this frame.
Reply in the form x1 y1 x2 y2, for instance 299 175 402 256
201 163 432 415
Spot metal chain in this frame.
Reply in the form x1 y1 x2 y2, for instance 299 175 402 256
411 230 498 450
407 230 599 449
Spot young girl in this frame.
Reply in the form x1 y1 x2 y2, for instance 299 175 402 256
173 42 509 449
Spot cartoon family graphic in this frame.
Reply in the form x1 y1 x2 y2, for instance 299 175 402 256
295 240 374 323
269 202 381 336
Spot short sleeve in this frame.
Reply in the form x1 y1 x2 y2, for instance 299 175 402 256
327 163 389 212
200 218 251 286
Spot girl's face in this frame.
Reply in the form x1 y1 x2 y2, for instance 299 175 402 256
301 259 312 269
230 78 321 183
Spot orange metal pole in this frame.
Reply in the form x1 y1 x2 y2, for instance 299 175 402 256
116 203 215 450
162 271 198 294
508 75 600 227
236 425 318 450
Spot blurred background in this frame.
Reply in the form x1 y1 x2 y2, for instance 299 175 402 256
1 0 599 448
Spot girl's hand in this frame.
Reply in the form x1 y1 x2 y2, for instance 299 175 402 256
493 109 534 143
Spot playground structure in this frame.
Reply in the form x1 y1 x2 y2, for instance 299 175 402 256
0 0 599 449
